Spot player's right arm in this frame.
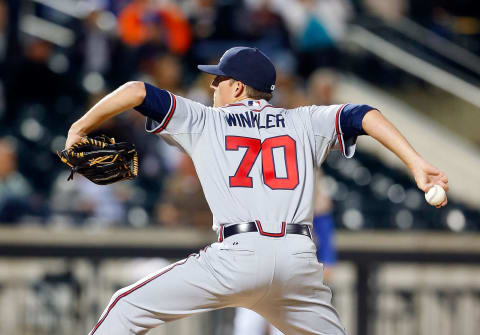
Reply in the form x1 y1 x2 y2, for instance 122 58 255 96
66 81 146 149
309 104 448 208
362 109 448 206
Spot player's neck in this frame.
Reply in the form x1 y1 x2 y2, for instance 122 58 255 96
228 94 250 105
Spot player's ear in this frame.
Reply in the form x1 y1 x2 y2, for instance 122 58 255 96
233 81 244 98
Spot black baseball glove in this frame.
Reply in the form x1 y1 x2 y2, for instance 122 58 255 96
57 135 138 185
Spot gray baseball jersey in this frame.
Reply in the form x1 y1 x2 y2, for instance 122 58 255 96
147 96 354 233
90 94 353 335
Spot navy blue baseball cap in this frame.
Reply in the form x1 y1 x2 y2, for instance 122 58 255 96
198 47 276 93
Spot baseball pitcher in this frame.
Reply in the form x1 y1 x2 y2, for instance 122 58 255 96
64 47 448 335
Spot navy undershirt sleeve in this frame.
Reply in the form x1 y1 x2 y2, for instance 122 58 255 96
340 104 376 138
134 83 172 123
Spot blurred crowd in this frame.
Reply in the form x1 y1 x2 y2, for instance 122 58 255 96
0 0 479 230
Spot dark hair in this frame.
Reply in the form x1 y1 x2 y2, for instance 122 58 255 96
245 85 273 101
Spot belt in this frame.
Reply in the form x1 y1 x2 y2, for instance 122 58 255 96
222 222 311 239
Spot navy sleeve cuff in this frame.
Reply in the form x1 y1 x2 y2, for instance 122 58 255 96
340 104 376 138
134 83 172 123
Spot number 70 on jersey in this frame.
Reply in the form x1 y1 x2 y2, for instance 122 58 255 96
225 135 299 190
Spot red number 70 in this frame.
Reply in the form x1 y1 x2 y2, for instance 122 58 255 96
225 135 299 190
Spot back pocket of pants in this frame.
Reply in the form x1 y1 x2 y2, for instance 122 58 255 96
292 251 319 265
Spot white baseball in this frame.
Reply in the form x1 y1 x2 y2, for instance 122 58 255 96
425 185 446 206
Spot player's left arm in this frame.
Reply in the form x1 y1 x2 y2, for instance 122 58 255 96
66 81 208 152
362 109 448 207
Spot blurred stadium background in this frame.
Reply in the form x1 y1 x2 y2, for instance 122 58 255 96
0 0 480 334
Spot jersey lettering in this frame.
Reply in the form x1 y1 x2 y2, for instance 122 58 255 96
226 136 261 188
262 136 299 190
225 135 299 190
224 112 285 129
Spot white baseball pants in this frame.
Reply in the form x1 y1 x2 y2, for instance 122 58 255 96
89 232 347 335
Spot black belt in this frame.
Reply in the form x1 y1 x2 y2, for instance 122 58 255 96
223 222 311 239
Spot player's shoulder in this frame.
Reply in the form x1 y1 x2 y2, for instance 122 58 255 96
172 93 223 118
289 104 342 112
289 104 345 119
285 104 343 134
283 104 325 119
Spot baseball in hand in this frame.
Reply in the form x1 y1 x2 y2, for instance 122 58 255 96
425 185 446 206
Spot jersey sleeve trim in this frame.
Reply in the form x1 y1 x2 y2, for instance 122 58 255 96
335 104 346 155
335 104 356 158
145 92 177 134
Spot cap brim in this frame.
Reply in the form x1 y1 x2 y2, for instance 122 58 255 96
197 65 226 76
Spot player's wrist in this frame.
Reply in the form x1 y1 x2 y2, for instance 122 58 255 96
408 158 432 189
69 120 89 137
405 153 425 172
